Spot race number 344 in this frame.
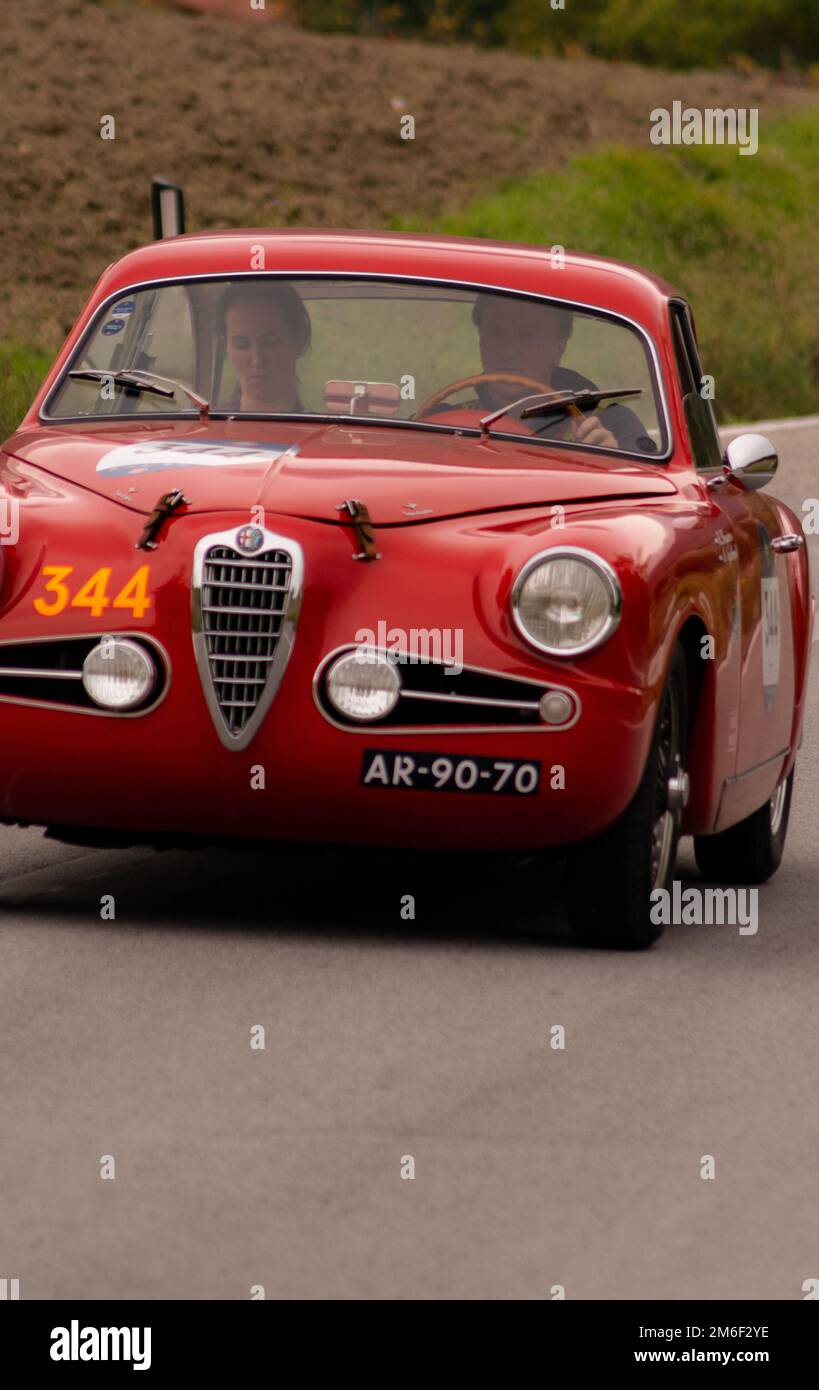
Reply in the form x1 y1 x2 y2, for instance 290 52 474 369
33 566 152 618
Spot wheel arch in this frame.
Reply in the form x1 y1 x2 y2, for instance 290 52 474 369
673 611 721 834
676 613 709 739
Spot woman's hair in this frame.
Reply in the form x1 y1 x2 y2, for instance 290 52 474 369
218 280 311 355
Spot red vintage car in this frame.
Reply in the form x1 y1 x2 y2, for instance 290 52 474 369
0 223 811 947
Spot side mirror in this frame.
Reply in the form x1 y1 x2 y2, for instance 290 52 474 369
722 432 778 491
151 177 185 240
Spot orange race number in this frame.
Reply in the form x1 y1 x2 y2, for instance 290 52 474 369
34 565 153 619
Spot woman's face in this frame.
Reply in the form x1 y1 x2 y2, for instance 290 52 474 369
225 300 301 410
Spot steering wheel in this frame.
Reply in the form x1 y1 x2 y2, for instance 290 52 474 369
414 371 571 420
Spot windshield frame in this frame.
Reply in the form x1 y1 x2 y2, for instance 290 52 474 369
40 271 674 463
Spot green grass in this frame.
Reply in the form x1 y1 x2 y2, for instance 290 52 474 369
0 342 55 442
395 109 819 422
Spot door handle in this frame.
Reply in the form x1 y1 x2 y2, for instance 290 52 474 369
771 534 805 553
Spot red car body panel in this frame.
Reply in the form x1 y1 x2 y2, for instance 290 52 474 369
8 418 678 524
0 232 810 851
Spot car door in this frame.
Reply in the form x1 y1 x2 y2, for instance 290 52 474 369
670 301 795 783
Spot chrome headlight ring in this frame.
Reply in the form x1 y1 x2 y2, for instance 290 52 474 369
511 545 622 658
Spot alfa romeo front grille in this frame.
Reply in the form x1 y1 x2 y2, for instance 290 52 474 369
192 528 304 749
202 546 291 734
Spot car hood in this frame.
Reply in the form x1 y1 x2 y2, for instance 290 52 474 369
8 418 676 523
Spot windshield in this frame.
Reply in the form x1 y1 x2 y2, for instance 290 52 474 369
44 276 669 456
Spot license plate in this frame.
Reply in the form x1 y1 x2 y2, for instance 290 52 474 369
360 750 541 796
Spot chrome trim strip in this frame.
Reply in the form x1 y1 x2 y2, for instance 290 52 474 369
725 747 790 786
510 545 623 658
39 270 674 461
0 632 171 718
0 666 84 681
191 525 304 751
401 689 541 711
312 643 581 735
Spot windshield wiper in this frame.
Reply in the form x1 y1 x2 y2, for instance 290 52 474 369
68 369 210 419
215 410 477 438
480 387 643 434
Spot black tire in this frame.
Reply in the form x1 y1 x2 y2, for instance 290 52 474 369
566 644 689 950
693 768 794 885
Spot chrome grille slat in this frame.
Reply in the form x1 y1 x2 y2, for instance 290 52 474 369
210 557 289 569
202 603 288 615
205 580 290 593
211 653 275 662
197 539 297 740
214 679 268 687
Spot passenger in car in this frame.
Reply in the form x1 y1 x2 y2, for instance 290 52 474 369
218 282 311 413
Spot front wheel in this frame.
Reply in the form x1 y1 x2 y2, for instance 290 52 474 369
566 645 689 950
693 768 794 885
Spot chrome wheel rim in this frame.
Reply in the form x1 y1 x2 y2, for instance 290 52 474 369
650 683 682 892
769 778 788 837
651 804 676 892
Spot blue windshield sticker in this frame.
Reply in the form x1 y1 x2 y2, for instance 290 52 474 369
101 318 125 336
112 300 136 315
96 439 298 476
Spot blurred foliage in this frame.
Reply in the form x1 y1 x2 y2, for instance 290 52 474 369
287 0 819 69
395 110 819 422
0 343 53 440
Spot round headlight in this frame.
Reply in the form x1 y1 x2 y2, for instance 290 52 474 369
326 649 401 721
82 639 156 710
512 548 621 656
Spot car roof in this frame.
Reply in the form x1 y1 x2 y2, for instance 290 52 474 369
94 230 682 337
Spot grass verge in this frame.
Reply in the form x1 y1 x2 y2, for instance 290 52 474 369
0 343 55 442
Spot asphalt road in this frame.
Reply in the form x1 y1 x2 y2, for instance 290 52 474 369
2 417 818 1301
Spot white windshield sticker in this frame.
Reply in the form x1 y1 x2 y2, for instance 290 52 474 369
96 440 296 477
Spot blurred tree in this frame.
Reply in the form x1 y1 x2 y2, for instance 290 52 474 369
286 0 819 68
